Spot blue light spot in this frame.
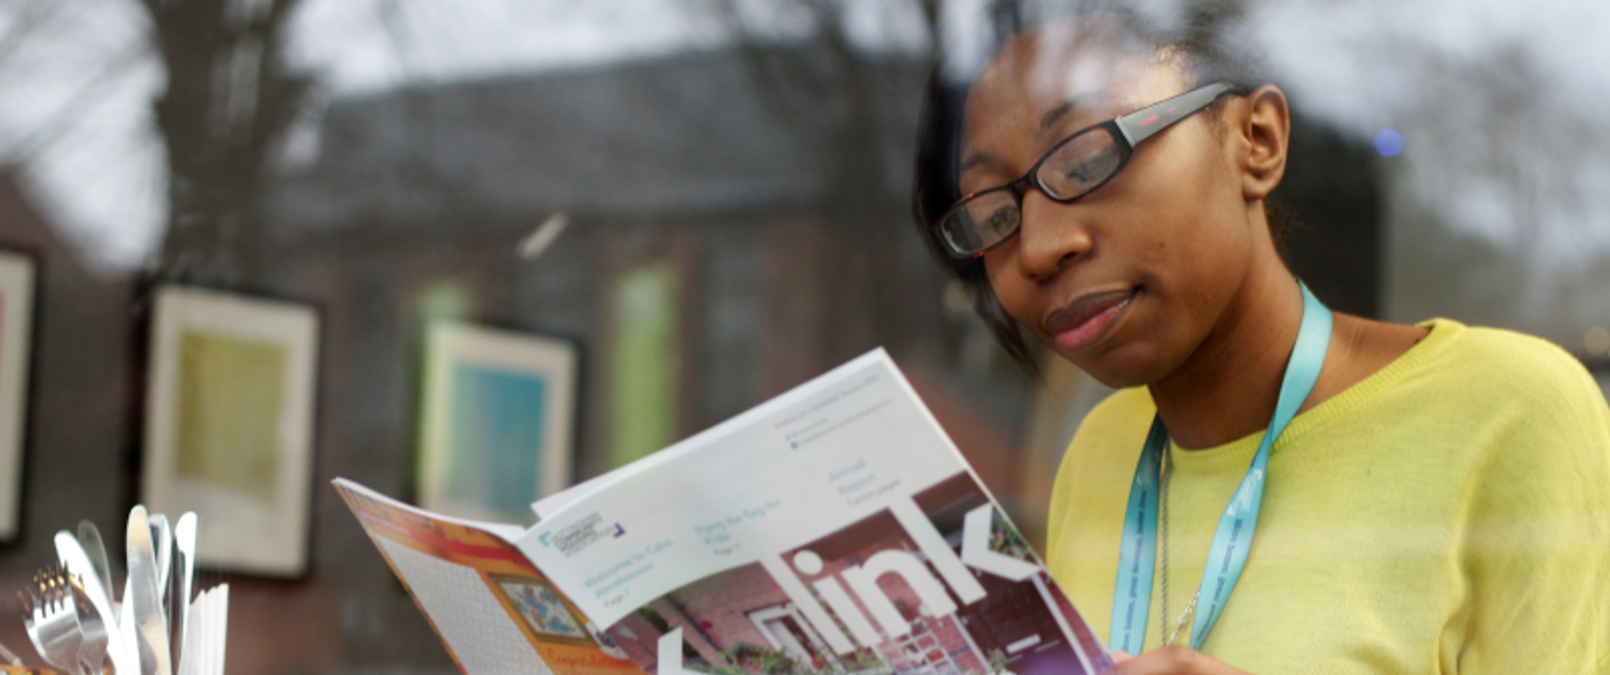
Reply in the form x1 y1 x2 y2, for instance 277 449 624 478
1374 129 1403 157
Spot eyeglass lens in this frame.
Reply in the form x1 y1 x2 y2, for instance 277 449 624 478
1037 128 1122 199
942 126 1122 256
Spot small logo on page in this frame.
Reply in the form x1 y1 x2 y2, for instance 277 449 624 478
549 512 621 557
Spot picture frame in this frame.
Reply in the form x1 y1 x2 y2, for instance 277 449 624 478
487 573 598 648
418 322 577 524
142 286 320 577
0 250 36 542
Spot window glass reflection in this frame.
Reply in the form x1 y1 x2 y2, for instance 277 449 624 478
0 1 1604 673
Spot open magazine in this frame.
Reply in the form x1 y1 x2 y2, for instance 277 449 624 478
333 349 1112 675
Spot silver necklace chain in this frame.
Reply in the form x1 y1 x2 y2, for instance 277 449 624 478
1158 445 1201 647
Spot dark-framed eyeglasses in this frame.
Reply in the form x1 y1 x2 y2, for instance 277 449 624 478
937 80 1250 258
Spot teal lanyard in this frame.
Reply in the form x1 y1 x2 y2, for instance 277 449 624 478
1108 283 1332 654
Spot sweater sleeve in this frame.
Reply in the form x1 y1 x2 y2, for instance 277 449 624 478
1456 346 1610 675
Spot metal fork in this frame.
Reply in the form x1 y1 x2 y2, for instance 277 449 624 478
70 575 110 675
22 566 87 675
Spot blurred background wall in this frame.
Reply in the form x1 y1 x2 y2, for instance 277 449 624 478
0 0 1605 673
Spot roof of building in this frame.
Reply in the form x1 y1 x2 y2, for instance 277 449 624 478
266 45 927 235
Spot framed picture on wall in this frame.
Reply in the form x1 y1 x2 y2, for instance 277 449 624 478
418 322 577 524
0 250 36 542
142 286 319 577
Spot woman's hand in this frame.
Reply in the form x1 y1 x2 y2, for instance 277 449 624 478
1104 648 1253 675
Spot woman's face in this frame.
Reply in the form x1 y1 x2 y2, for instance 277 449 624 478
961 32 1259 388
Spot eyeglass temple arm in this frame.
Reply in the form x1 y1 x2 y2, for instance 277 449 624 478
1114 81 1246 147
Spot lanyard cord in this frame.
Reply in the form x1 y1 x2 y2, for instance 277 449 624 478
1108 282 1333 654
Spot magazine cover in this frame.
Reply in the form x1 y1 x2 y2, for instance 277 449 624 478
519 350 1113 675
333 480 642 675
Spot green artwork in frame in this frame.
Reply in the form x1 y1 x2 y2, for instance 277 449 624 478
143 286 319 578
609 261 678 469
174 331 286 505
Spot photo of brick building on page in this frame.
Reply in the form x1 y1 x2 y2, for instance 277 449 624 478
601 472 1105 675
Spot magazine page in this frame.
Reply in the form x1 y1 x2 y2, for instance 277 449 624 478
533 463 632 521
516 350 1112 675
331 479 644 675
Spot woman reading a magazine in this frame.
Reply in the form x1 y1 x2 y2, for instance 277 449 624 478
911 6 1610 675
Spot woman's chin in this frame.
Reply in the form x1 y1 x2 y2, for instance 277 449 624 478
1064 341 1174 390
1080 365 1154 390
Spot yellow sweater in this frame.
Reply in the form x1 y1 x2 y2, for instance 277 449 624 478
1046 319 1610 674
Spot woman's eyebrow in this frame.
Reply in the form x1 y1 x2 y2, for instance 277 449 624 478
1040 92 1120 132
957 93 1119 175
959 151 994 173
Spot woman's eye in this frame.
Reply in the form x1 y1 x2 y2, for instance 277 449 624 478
1065 158 1108 184
1044 142 1120 193
982 206 1018 235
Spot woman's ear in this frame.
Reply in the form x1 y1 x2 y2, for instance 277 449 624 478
1234 84 1291 201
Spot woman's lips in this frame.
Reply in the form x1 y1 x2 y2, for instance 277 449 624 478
1048 289 1134 352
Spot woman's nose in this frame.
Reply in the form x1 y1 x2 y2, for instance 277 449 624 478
1014 189 1094 279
